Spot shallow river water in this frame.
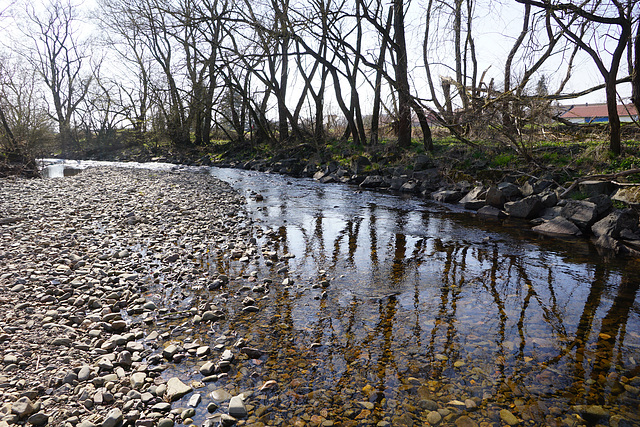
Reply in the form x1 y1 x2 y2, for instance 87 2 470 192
46 161 640 426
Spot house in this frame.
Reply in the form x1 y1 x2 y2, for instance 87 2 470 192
559 103 638 124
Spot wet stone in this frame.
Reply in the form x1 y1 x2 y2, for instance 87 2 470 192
229 395 247 418
426 411 441 425
500 409 519 426
210 389 232 402
187 393 201 407
165 377 192 402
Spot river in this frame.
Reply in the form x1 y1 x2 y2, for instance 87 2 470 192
44 160 640 426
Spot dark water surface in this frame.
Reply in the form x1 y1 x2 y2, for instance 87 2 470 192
206 167 640 426
47 161 640 426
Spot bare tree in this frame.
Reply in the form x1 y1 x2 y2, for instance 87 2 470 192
20 0 92 157
517 0 633 155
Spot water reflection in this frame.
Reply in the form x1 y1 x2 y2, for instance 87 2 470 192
209 167 640 425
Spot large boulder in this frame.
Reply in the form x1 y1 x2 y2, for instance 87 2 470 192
591 209 639 239
561 196 611 230
400 181 420 193
390 176 408 191
351 156 371 174
578 180 615 198
611 187 640 206
504 195 543 219
413 154 434 171
485 186 506 208
432 189 466 203
477 206 507 218
532 217 582 236
359 175 385 189
522 179 554 197
498 182 522 199
459 186 487 210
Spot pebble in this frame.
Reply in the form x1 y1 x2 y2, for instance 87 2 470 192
426 410 442 425
102 408 123 427
11 396 36 419
187 393 201 407
229 395 247 418
27 412 49 426
499 409 520 426
130 372 146 389
157 419 174 427
165 377 192 402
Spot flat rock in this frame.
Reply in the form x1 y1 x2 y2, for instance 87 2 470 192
612 186 640 206
188 393 201 407
477 206 506 218
210 389 232 402
532 216 582 236
165 377 192 402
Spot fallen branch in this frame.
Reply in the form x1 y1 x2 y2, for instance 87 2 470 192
559 168 640 198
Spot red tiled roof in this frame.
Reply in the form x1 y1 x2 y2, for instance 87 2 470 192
560 103 638 119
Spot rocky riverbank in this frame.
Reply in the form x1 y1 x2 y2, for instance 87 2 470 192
222 156 640 257
0 167 270 426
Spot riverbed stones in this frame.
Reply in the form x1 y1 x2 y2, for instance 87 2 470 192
0 167 253 425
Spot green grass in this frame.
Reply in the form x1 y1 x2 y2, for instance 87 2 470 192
490 153 517 168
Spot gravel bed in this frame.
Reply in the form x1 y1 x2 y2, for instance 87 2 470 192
0 167 254 427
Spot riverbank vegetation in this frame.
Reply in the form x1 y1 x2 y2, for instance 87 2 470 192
1 0 639 179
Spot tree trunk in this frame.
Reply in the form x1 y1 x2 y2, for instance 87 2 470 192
371 6 393 146
606 76 622 155
394 0 411 149
411 103 433 151
632 22 640 117
0 105 16 150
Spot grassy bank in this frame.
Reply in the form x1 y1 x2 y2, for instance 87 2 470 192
20 124 640 186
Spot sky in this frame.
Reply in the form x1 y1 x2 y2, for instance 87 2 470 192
2 0 634 125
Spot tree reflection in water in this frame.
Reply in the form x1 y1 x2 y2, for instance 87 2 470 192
208 168 640 425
